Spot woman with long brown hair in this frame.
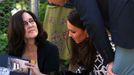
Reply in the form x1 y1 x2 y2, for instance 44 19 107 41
7 10 59 75
66 10 107 75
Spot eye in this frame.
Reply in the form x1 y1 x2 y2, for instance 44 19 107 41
71 31 76 33
29 19 35 23
23 21 28 26
68 30 76 34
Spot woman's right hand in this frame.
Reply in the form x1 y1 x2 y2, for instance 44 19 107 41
25 63 46 75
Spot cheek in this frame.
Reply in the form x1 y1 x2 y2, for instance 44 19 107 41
35 26 38 34
75 33 85 43
73 35 78 40
36 26 38 32
72 34 79 42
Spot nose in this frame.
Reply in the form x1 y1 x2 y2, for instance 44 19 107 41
28 22 33 27
68 32 72 37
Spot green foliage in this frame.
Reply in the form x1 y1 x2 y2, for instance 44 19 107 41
0 0 14 33
0 32 7 54
39 2 47 24
15 0 30 10
0 0 14 54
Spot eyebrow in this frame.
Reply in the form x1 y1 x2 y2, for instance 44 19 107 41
23 18 33 22
68 29 75 32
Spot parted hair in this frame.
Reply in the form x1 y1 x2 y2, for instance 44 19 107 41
67 9 96 71
8 10 47 57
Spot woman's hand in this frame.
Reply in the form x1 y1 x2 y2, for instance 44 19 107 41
25 63 46 75
48 0 67 6
107 62 116 75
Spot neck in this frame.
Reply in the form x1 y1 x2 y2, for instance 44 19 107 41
25 39 36 51
25 38 35 44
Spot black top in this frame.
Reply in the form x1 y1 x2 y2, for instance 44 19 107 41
8 40 60 74
37 41 59 74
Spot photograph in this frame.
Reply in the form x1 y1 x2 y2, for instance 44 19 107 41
8 57 30 74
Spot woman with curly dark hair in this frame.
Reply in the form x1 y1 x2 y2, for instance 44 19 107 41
7 10 59 75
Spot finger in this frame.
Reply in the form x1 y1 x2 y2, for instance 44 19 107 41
48 0 53 3
25 63 34 67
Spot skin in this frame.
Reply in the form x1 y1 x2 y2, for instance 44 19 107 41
48 0 67 6
23 12 38 40
107 62 116 75
66 20 88 44
22 12 45 75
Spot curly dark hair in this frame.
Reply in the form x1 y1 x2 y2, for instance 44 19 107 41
67 9 96 71
8 10 47 57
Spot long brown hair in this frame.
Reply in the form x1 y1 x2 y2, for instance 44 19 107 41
67 10 96 71
8 10 47 57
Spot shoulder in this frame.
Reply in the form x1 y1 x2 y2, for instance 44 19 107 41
39 40 59 53
37 41 59 73
37 40 59 61
44 40 58 50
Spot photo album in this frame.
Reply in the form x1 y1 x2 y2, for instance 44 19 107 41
0 54 31 75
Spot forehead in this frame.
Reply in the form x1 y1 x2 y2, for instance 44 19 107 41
67 21 77 29
67 21 83 31
22 12 33 21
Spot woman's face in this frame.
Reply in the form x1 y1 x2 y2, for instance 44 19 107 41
67 20 88 44
22 12 38 40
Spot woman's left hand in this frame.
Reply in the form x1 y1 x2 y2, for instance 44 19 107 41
25 63 45 75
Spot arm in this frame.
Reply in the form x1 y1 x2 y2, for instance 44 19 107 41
26 63 46 75
71 0 114 64
44 44 60 73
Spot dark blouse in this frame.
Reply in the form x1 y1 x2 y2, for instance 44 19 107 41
8 40 60 74
37 41 60 74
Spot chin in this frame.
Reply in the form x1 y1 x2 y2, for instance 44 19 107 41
76 40 83 44
76 41 80 44
30 33 38 37
27 34 38 39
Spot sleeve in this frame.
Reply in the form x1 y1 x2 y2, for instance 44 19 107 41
71 0 114 64
44 44 60 73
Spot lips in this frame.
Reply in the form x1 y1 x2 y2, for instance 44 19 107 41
28 29 35 33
